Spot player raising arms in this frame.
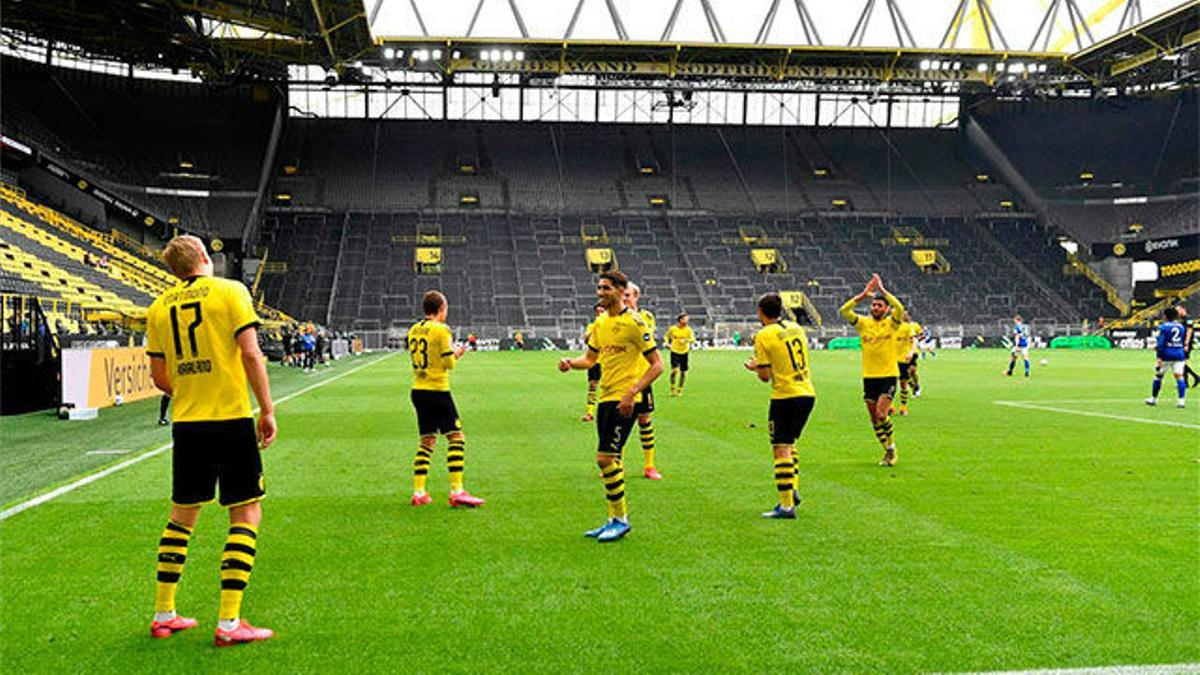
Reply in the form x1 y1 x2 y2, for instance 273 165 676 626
1145 306 1189 409
558 271 664 543
624 282 663 480
144 235 276 646
664 312 696 397
581 303 604 422
1006 315 1031 378
839 274 904 467
408 291 485 508
894 310 922 416
743 293 816 519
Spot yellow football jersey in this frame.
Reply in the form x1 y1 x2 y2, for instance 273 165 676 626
587 309 657 403
753 320 816 399
407 320 456 391
664 325 695 355
145 275 260 422
895 321 922 361
637 309 656 335
840 294 905 378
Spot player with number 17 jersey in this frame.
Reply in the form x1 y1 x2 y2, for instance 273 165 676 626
145 275 261 422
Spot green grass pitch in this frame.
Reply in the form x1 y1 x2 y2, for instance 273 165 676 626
1 348 1197 672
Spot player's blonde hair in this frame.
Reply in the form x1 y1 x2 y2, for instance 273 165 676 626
161 235 208 278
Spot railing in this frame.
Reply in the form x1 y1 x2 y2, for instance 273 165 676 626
1104 278 1200 331
1066 252 1130 316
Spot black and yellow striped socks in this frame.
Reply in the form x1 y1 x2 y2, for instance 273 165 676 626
585 388 597 416
872 417 896 448
155 520 193 614
219 523 258 621
447 437 466 493
413 444 433 493
638 420 656 470
601 460 627 519
899 386 909 407
774 457 796 508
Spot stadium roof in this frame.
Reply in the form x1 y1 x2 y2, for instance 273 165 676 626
0 0 1194 88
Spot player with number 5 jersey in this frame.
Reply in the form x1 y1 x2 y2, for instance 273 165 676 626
144 235 277 646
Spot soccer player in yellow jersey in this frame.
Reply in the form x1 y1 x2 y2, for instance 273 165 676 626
558 271 664 542
894 311 923 416
144 235 276 646
407 291 484 508
581 303 604 422
663 313 696 397
743 294 816 519
839 274 904 466
623 282 663 480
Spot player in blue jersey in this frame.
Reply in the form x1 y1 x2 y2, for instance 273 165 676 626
1145 307 1189 409
1005 315 1031 378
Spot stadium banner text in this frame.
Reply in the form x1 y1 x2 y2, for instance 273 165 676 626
61 347 158 410
453 59 987 83
1091 233 1199 262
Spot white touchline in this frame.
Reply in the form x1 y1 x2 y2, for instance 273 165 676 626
993 400 1200 430
965 662 1200 674
0 352 396 523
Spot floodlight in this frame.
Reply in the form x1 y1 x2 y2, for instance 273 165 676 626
452 50 462 59
480 50 491 61
994 62 1006 72
515 51 525 61
502 50 514 62
384 47 395 59
490 49 501 61
919 60 931 70
976 63 988 72
432 49 442 59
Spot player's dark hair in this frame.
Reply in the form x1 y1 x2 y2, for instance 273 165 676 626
870 293 887 303
599 270 628 289
423 290 446 315
676 312 687 322
1164 307 1179 321
758 293 783 319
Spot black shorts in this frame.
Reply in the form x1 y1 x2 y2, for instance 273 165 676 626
587 364 602 382
411 390 462 436
596 401 637 456
863 377 898 402
769 396 816 446
172 419 264 508
634 384 655 415
670 352 690 372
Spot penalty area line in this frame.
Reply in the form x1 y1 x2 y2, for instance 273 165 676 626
993 400 1200 430
0 352 395 523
